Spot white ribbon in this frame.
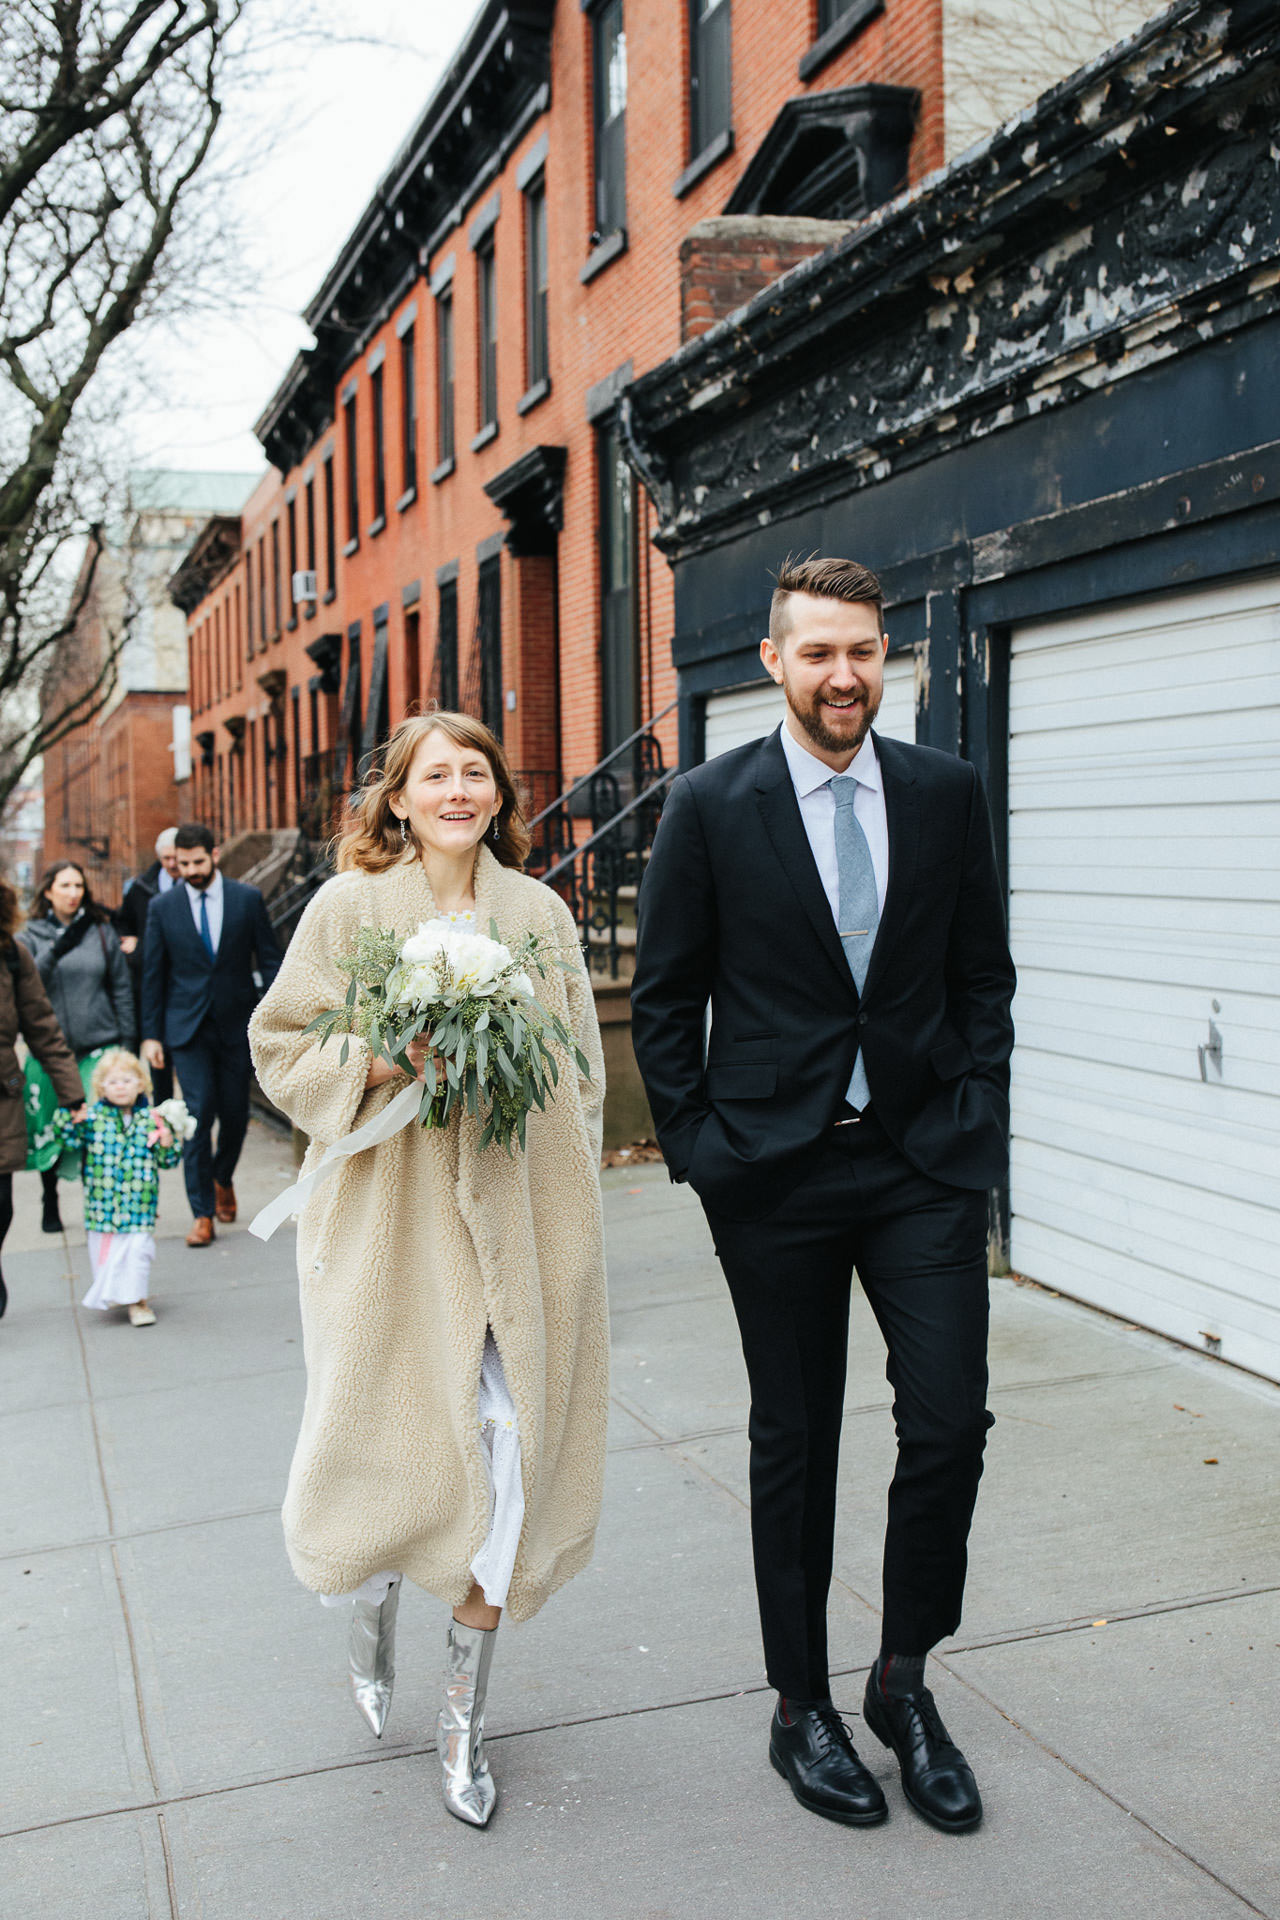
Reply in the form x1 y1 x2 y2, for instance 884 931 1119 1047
248 1079 426 1241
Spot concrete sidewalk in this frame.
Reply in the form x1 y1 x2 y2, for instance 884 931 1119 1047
1 1122 1277 1920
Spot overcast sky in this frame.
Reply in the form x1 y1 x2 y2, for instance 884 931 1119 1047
128 0 481 481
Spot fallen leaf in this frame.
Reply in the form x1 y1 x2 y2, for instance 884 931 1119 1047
1173 1404 1203 1417
1092 1618 1108 1627
1203 1458 1219 1465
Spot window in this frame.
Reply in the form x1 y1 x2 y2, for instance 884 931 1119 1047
304 475 316 608
592 0 627 238
524 176 549 391
477 239 498 431
271 519 282 637
286 498 297 626
322 451 336 593
598 415 637 751
476 557 503 739
400 326 417 494
436 290 455 469
404 608 421 715
436 579 459 709
344 390 359 545
690 0 731 156
234 582 243 686
370 362 386 527
291 685 302 824
245 547 256 653
257 536 267 650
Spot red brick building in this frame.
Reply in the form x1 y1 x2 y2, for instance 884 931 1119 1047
43 470 255 904
173 0 944 847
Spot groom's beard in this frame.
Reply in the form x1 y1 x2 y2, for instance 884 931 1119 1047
784 675 883 757
183 869 215 890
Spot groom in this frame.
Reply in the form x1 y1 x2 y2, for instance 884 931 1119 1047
631 556 1015 1833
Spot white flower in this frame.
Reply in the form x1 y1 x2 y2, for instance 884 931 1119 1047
509 970 536 1000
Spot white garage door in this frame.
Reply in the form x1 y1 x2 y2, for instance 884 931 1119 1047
1009 575 1280 1380
703 651 916 759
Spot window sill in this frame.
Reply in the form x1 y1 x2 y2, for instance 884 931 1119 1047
323 586 336 604
286 616 298 632
367 514 387 539
798 0 883 81
431 457 455 485
304 603 316 620
517 377 551 416
396 484 418 513
470 421 499 453
579 228 627 284
342 536 359 558
673 128 734 200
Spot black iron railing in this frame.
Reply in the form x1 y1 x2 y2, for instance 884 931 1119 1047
299 748 342 843
531 701 679 977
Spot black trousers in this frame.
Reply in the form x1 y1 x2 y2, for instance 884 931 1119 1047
170 1018 252 1219
705 1109 993 1702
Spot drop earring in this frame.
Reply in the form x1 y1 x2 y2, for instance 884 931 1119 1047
490 815 500 844
399 817 409 844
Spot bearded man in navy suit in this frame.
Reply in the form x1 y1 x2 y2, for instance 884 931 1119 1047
141 823 282 1246
632 557 1016 1836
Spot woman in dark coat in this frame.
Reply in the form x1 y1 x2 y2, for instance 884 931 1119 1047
17 861 135 1233
0 877 84 1316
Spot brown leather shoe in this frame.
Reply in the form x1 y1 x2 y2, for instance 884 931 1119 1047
186 1216 215 1247
214 1181 237 1223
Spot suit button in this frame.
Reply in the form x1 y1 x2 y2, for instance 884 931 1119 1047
857 1012 869 1027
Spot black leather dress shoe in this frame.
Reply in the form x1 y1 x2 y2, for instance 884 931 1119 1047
769 1699 888 1826
863 1677 982 1832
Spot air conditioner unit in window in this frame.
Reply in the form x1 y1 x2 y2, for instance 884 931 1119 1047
292 569 317 603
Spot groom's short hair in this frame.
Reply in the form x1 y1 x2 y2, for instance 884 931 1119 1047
769 555 885 645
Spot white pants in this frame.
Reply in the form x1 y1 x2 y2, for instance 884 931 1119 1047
83 1231 155 1309
320 1329 525 1612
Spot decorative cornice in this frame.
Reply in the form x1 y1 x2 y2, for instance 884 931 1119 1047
624 0 1280 559
166 514 241 614
483 444 567 555
723 84 918 223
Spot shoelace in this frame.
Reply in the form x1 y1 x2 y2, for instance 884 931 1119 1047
899 1688 963 1764
809 1703 857 1757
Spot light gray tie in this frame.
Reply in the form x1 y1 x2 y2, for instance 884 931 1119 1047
832 774 879 1110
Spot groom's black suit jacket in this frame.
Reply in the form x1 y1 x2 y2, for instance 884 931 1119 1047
631 727 1016 1221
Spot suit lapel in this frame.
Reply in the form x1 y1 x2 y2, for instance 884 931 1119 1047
863 731 919 1002
754 731 857 1002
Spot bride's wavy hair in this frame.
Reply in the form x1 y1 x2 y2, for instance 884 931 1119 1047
334 710 532 875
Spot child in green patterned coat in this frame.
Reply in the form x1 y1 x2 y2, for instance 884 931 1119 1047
53 1050 185 1327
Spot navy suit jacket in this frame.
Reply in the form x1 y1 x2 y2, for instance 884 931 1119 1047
141 877 283 1052
631 728 1017 1222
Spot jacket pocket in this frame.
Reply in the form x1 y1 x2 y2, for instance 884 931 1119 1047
929 1036 973 1081
705 1062 777 1101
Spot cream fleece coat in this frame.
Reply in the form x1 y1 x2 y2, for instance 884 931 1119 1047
248 847 608 1622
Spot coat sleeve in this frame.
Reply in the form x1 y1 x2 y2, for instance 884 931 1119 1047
630 773 717 1181
16 923 54 987
250 886 284 991
943 763 1017 1124
248 878 396 1147
140 898 168 1043
14 945 83 1105
549 893 605 1163
103 925 137 1050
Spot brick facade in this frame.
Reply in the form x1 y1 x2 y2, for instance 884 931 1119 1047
176 0 946 842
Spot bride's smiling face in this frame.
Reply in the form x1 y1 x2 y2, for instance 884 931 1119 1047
390 728 499 857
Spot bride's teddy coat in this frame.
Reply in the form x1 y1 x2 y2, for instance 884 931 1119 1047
248 846 608 1621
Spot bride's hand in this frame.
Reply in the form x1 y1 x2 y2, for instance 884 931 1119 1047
364 1035 440 1089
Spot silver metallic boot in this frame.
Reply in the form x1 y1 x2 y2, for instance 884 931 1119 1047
438 1618 498 1827
348 1577 401 1738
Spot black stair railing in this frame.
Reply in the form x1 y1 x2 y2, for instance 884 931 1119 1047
533 701 680 978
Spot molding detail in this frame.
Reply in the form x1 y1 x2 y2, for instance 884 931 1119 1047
483 444 568 555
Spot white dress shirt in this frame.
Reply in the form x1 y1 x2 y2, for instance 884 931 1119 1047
185 869 224 954
157 868 176 893
777 720 889 925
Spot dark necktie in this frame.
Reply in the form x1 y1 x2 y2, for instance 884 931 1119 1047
198 891 214 959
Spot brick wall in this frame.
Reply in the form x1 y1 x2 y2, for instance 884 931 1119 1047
181 0 948 841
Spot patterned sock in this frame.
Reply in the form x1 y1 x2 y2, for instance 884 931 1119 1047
875 1651 927 1697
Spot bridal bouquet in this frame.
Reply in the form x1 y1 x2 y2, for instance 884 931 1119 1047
304 918 590 1153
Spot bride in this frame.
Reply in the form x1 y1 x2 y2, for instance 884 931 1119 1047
249 710 608 1828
